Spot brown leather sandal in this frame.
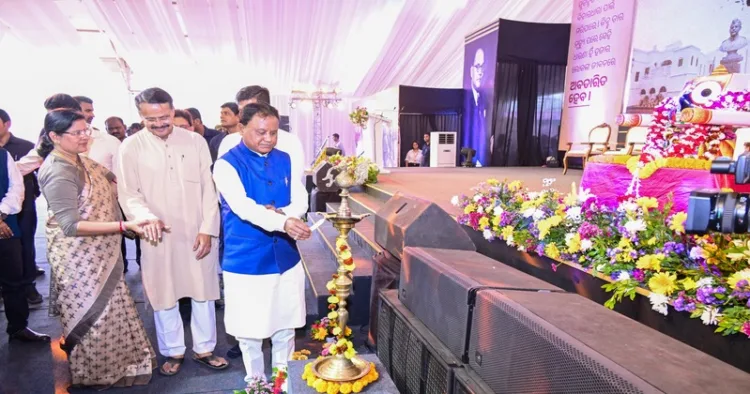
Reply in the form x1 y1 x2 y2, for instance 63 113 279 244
159 357 184 376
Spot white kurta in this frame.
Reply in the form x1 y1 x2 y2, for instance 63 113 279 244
84 127 121 173
213 147 309 339
223 265 305 339
117 127 220 311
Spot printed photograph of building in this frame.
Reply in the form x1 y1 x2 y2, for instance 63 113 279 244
625 0 749 113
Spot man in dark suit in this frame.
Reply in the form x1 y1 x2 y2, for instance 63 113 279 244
186 107 221 146
0 146 49 342
421 133 431 167
0 109 43 307
468 47 488 166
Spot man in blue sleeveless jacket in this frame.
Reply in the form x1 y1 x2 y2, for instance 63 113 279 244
213 103 311 384
0 147 49 342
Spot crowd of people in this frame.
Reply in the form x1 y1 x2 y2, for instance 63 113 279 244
0 84 312 390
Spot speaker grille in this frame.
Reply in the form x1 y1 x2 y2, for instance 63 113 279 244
376 297 394 372
401 247 562 361
402 265 474 360
452 367 494 394
469 290 651 393
377 290 455 394
424 351 450 394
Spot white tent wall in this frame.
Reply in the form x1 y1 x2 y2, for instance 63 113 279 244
354 86 399 167
0 33 132 143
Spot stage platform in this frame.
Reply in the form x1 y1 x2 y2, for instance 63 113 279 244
317 166 750 376
299 166 583 335
368 167 582 216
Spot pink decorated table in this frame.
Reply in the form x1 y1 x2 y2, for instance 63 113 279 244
580 162 750 211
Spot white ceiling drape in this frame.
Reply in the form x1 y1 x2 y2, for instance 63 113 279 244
0 0 573 156
0 0 81 47
354 0 573 96
3 0 573 95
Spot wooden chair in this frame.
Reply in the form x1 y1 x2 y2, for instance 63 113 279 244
563 123 611 174
605 126 649 156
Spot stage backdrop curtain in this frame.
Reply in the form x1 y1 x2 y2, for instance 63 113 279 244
490 19 569 167
398 113 460 167
492 63 565 166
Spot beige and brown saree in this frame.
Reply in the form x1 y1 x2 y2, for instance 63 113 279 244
41 153 155 388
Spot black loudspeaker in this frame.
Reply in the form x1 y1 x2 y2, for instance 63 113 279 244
312 161 340 193
377 289 461 394
374 192 475 260
399 247 563 362
310 189 341 213
305 174 315 213
468 289 750 394
452 367 493 394
368 249 401 347
325 147 342 156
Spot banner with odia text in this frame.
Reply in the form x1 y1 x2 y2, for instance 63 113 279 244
559 0 637 150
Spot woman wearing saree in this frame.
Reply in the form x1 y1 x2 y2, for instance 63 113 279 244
38 109 157 388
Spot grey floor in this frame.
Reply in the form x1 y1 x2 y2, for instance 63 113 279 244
0 200 370 393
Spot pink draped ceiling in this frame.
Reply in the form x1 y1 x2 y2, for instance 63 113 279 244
0 0 573 95
0 0 572 164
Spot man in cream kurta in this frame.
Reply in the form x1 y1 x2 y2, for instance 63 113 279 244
117 87 228 375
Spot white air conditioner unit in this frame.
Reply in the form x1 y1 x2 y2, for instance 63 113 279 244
429 131 457 167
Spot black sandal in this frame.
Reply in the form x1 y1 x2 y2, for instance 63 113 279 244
192 353 229 370
159 357 185 376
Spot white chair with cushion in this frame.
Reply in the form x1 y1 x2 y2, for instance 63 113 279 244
563 123 611 174
605 126 649 156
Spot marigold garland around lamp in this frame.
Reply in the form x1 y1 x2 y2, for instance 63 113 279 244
303 155 379 390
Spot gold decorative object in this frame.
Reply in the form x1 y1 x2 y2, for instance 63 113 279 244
310 171 372 382
680 107 713 124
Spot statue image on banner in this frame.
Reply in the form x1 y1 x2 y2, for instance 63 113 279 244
720 19 749 73
625 0 749 114
462 28 498 166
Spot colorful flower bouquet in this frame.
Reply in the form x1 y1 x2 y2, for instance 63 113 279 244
236 367 288 394
632 87 749 179
349 106 369 128
453 179 750 338
327 154 379 185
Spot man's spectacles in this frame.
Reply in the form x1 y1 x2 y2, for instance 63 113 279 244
143 115 171 123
